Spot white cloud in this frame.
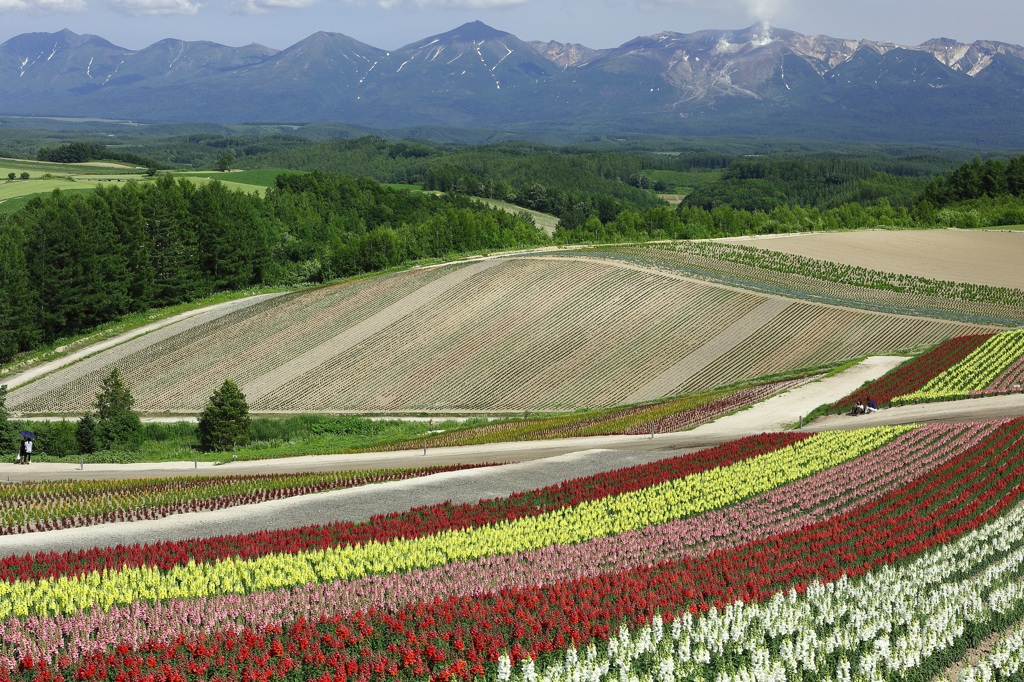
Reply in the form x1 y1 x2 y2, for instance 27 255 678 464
638 0 791 22
0 0 86 11
739 0 790 21
104 0 199 14
241 0 317 11
376 0 529 8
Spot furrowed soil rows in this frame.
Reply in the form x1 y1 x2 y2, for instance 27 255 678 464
7 251 1001 415
257 258 769 412
5 293 282 412
677 302 987 395
8 266 465 413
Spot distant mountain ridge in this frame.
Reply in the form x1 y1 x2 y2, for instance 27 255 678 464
3 22 1024 145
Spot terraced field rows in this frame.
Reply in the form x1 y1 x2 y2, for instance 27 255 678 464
258 259 771 411
7 253 997 415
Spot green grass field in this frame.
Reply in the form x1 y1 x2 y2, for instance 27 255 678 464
0 158 150 212
178 168 305 188
646 168 724 195
475 197 559 235
0 164 304 213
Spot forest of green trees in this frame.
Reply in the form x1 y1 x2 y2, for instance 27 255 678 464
35 141 166 169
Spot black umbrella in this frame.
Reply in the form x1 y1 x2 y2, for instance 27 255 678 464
19 430 35 439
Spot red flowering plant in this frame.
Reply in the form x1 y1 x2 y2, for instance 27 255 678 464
19 419 1024 682
828 334 992 414
0 433 807 584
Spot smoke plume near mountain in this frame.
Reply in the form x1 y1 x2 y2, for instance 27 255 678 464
741 0 788 23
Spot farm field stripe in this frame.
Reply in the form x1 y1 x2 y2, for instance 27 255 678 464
0 426 910 618
12 419 1023 681
979 350 1024 395
828 333 992 412
257 259 619 411
0 422 989 666
0 433 805 583
0 464 497 536
241 260 499 403
622 297 787 404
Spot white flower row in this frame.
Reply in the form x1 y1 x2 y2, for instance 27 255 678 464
939 615 1024 682
497 503 1024 682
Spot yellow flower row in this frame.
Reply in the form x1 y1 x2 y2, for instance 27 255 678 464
899 329 1024 402
0 425 913 619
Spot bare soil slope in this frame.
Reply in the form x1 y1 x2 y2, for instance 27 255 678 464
6 251 993 416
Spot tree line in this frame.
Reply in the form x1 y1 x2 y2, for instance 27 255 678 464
35 142 167 170
0 171 550 363
920 155 1024 205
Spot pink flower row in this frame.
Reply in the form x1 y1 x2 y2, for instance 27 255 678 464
0 421 1002 669
972 351 1024 396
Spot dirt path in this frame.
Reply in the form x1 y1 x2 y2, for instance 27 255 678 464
6 356 1023 558
808 392 1024 431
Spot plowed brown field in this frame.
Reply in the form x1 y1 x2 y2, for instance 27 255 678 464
721 229 1023 288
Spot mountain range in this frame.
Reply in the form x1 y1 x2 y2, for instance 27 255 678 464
3 22 1024 146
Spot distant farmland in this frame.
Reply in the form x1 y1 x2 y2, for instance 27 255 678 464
6 251 998 416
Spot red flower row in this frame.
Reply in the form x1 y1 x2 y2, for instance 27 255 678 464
830 334 991 413
0 432 808 584
21 419 1024 682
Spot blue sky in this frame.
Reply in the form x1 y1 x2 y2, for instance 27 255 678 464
1 0 1020 52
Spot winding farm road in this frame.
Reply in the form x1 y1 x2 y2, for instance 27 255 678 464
1 355 1022 559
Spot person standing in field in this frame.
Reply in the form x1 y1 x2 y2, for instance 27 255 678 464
20 437 32 464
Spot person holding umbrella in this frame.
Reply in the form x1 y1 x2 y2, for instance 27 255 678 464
18 430 34 465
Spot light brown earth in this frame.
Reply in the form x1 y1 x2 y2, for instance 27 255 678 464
720 229 1024 288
